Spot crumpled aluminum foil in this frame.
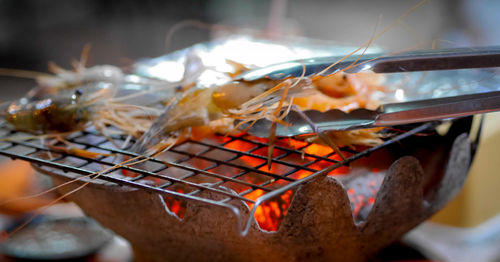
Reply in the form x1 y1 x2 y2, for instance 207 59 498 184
133 35 499 103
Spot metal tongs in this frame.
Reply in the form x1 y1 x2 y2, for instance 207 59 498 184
239 46 500 137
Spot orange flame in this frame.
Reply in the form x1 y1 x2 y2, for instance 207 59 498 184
238 138 354 231
244 188 293 231
148 136 384 232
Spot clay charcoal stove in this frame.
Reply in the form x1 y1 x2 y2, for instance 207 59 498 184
0 117 476 261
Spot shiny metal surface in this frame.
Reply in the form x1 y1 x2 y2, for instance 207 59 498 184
246 90 500 137
237 46 500 81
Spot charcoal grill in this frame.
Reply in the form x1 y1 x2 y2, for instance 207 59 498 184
0 118 435 233
0 114 476 262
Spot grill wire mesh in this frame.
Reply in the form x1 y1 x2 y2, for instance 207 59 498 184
0 119 434 234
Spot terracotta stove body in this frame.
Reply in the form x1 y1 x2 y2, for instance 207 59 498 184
43 121 473 262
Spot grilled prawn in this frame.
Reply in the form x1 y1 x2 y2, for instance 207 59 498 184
2 61 183 137
133 69 386 156
133 77 314 154
4 81 115 134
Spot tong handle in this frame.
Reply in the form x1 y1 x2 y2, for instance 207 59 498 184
239 46 500 81
242 90 500 137
366 46 500 73
376 90 500 126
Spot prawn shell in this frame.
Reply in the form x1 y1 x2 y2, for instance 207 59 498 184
5 98 92 133
211 80 279 110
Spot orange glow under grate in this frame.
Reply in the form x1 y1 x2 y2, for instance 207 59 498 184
151 135 385 231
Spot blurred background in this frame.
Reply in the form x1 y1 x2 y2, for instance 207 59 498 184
0 0 468 101
0 0 499 261
0 0 496 98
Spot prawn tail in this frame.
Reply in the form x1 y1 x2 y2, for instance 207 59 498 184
130 97 181 154
131 121 164 155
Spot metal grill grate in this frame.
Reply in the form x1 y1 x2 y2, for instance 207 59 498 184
0 120 434 235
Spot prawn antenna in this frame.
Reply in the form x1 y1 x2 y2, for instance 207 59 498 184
0 172 95 207
164 20 267 52
2 151 158 239
4 174 100 239
314 0 428 79
0 68 51 80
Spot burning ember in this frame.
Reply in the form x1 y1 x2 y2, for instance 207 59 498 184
148 134 390 231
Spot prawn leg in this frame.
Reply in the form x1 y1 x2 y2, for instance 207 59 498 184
267 79 293 169
47 145 112 159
